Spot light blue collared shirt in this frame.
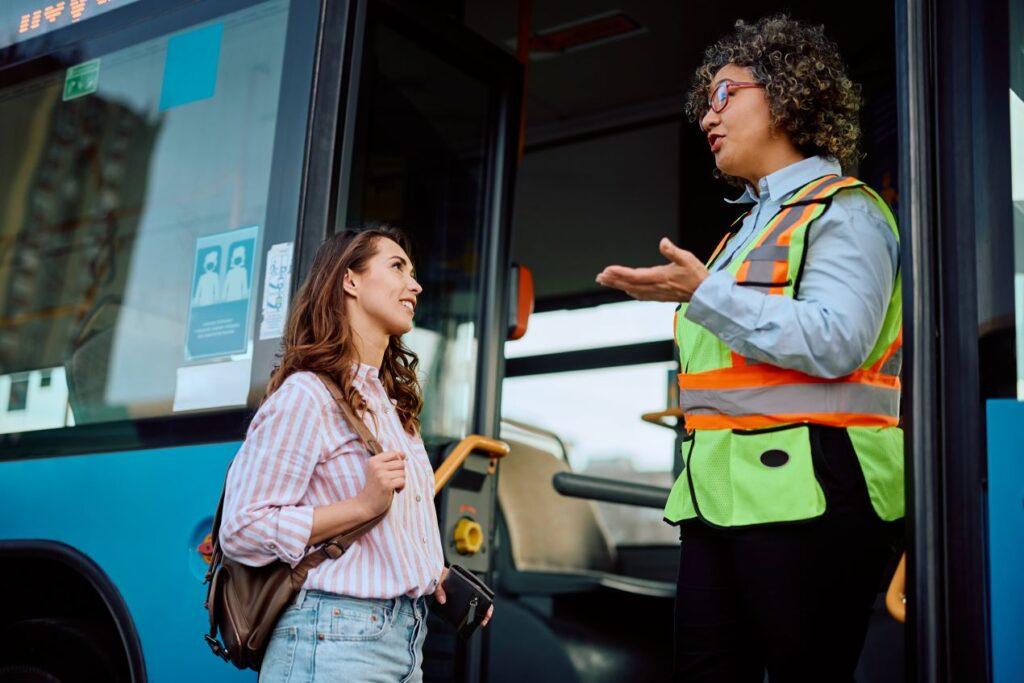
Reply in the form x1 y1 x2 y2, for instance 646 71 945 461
685 156 899 379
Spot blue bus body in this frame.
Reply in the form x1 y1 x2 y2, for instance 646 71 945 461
1 443 248 680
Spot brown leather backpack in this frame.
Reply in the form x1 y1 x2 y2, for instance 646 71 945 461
203 375 387 670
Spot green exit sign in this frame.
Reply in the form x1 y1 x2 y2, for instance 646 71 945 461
63 59 100 101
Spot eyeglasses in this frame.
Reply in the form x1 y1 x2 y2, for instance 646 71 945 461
706 79 765 114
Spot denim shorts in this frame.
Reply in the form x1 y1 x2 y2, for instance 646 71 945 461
259 590 429 683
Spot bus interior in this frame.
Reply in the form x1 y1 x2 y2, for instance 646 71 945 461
463 1 901 682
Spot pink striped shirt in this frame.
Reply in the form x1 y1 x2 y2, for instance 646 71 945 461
219 367 445 599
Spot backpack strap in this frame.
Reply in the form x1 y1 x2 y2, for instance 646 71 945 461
290 375 390 586
204 373 391 590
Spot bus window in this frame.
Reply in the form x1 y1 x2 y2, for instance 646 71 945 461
0 0 312 447
502 301 680 545
344 18 494 443
1010 9 1024 399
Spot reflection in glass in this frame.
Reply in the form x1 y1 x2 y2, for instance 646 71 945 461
347 21 491 442
1010 43 1024 398
0 0 296 434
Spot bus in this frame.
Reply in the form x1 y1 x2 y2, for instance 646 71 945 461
0 0 1020 681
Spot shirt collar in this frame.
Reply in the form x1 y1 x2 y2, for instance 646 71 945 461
724 155 842 205
351 363 379 390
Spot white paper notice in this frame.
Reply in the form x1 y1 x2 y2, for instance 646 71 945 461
172 358 252 412
259 242 294 340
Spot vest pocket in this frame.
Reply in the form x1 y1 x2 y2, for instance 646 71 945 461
688 427 826 526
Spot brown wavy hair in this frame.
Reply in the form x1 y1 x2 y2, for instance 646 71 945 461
686 14 862 176
265 226 423 434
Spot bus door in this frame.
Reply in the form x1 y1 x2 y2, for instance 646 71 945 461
327 2 522 681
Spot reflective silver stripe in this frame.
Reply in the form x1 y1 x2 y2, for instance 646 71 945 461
753 199 815 247
742 259 778 283
879 348 902 376
680 382 900 419
746 244 790 262
782 176 862 206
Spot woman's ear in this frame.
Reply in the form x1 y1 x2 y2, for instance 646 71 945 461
342 268 359 298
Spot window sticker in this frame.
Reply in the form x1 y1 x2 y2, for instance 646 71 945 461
172 358 251 412
63 58 100 101
185 225 259 360
259 241 294 340
159 23 223 111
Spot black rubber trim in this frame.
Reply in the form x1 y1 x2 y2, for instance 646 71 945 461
0 541 147 682
793 218 815 298
505 340 674 377
730 423 808 436
735 279 792 288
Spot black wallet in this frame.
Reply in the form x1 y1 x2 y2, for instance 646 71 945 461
431 564 494 639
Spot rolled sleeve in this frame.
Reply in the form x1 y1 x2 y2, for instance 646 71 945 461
219 380 324 567
684 192 898 378
686 269 755 341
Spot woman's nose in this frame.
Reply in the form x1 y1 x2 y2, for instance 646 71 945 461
701 108 719 133
409 277 423 294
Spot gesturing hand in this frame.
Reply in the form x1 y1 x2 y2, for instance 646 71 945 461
596 237 709 302
357 450 406 516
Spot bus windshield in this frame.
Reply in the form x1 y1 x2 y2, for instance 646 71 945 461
0 0 304 439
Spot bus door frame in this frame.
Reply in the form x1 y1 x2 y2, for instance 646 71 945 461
294 0 522 440
899 0 1012 679
299 1 523 680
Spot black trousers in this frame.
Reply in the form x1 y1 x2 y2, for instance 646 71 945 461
672 426 901 683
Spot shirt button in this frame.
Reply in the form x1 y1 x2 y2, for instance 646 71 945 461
333 608 341 616
422 537 427 544
267 542 276 550
415 495 422 502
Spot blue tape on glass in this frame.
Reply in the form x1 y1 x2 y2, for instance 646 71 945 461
159 23 223 111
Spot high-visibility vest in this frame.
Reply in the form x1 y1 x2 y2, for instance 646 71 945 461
663 174 905 527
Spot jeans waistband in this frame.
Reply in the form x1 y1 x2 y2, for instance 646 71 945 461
298 590 427 619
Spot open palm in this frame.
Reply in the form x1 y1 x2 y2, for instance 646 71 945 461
596 237 709 302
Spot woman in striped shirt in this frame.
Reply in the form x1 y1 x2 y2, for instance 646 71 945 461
220 226 488 682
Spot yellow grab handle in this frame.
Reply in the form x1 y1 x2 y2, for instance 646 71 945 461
641 408 683 430
433 434 510 497
886 552 907 623
453 518 484 555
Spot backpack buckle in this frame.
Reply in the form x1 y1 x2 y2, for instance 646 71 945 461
205 634 230 661
320 541 345 560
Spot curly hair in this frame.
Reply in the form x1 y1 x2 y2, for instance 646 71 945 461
265 226 423 435
686 14 862 174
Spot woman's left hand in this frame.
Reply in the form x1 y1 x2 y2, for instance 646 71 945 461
435 567 494 628
596 237 709 302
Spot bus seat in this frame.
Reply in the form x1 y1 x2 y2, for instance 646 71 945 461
497 437 616 574
490 429 676 682
495 431 675 599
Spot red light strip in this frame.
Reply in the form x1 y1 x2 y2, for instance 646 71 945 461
18 0 113 36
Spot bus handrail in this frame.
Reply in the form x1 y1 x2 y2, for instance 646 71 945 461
434 435 510 496
552 472 670 509
641 408 683 430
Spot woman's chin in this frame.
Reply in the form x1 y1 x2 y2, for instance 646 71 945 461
713 154 735 175
388 318 414 337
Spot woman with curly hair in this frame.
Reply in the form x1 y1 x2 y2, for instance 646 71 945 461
219 226 490 682
598 15 903 682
